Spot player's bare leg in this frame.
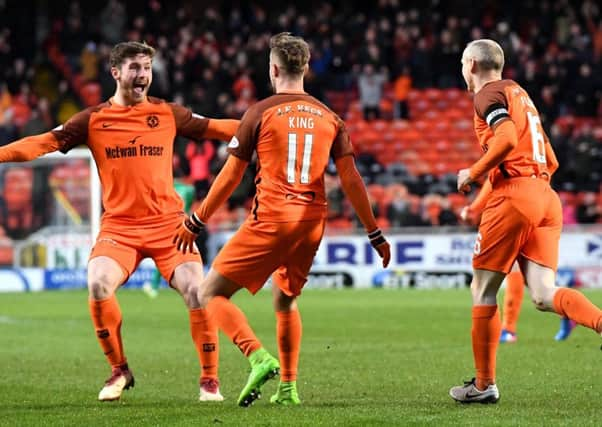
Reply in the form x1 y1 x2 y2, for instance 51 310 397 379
519 258 602 335
88 256 134 401
270 283 301 405
197 270 279 407
172 261 223 401
450 268 503 404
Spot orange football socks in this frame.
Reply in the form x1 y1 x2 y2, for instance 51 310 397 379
553 288 602 332
276 309 302 382
208 296 262 357
502 271 524 334
89 295 126 369
189 308 219 380
472 305 501 390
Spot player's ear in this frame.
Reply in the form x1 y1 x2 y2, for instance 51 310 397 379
110 67 120 81
470 58 478 74
272 62 280 78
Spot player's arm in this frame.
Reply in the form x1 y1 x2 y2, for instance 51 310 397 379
336 156 390 267
169 103 239 141
460 178 492 224
173 154 248 253
458 90 517 192
467 119 518 183
173 105 259 254
332 119 390 267
0 132 62 162
204 119 239 141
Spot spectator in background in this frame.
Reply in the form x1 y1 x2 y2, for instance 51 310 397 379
21 106 47 137
387 184 412 227
572 124 601 192
393 66 411 119
100 0 126 44
0 82 14 145
577 192 602 224
80 42 99 82
186 139 216 199
572 63 598 116
358 63 387 120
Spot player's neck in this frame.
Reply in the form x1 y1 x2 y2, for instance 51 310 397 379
474 74 502 94
275 80 305 94
112 90 147 107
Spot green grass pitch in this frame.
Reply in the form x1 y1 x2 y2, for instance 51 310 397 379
1 288 601 426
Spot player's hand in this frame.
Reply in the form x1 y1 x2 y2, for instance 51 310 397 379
460 205 471 222
173 213 204 254
457 168 473 194
368 228 391 268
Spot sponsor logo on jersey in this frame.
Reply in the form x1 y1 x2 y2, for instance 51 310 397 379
128 135 142 144
104 144 164 159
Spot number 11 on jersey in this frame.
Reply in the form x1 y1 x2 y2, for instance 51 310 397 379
287 132 314 184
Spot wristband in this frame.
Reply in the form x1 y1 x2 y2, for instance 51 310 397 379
184 213 205 235
368 228 386 247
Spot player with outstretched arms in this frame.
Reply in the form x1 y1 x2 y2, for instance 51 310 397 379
0 42 239 402
450 39 602 403
173 32 391 407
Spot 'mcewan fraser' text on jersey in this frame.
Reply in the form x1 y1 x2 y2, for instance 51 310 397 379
51 97 213 220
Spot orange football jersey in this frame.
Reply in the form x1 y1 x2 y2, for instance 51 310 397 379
228 92 353 222
473 80 554 186
51 97 213 221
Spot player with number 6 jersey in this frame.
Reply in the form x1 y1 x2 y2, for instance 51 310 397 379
173 32 391 407
450 39 602 404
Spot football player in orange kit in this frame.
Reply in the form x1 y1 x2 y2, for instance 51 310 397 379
0 42 239 402
462 183 576 344
174 32 391 407
450 39 602 403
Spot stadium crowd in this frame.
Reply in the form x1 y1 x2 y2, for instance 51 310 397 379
0 0 600 238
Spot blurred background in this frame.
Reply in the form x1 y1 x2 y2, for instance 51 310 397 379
0 0 600 290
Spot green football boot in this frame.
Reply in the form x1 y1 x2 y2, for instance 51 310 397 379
270 381 301 405
237 348 280 407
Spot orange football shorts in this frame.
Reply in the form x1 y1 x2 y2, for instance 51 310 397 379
473 177 562 274
89 212 202 284
212 218 326 296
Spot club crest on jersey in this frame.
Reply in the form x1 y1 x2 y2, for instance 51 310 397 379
147 115 159 128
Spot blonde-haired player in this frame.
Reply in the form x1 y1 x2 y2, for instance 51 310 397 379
174 32 391 407
450 39 602 403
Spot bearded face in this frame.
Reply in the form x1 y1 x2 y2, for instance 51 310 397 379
112 54 153 104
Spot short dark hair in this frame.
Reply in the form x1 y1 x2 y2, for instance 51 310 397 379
269 32 310 76
110 41 155 68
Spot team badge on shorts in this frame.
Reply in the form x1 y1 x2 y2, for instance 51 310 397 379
147 115 159 128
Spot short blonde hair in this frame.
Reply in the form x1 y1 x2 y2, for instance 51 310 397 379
464 39 504 72
269 32 310 76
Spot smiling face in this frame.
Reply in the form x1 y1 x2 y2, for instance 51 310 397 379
112 53 153 104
